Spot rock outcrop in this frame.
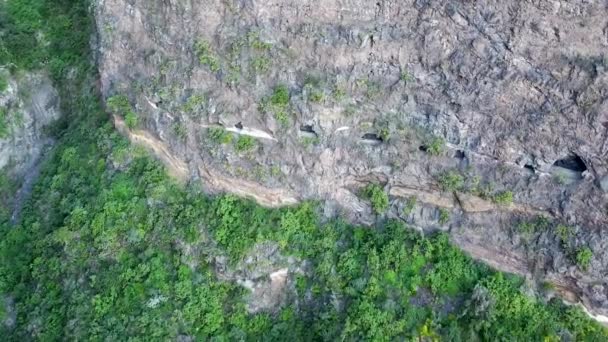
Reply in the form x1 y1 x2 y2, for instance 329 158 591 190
93 0 608 320
0 70 61 221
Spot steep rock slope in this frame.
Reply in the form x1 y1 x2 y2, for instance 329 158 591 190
0 70 61 221
94 0 608 319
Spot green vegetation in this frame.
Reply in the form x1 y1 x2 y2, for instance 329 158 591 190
575 247 593 270
299 136 319 148
235 135 257 152
261 85 291 126
437 170 464 192
331 84 346 101
556 224 574 246
182 93 206 113
124 111 138 129
438 208 450 225
553 171 567 185
379 127 390 142
492 190 514 205
402 196 416 216
172 122 187 140
424 136 444 156
400 70 414 83
304 81 324 103
0 108 8 138
0 0 606 340
360 184 390 214
517 216 551 235
194 39 220 72
358 79 382 100
208 127 233 144
247 31 272 51
106 95 137 126
251 56 271 73
270 85 290 107
274 109 290 127
0 73 7 93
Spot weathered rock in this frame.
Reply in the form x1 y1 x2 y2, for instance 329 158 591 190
93 0 608 320
0 70 60 174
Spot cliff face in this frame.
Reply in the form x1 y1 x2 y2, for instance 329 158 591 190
0 70 61 220
94 0 608 319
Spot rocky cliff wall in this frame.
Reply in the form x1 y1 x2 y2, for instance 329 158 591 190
94 0 608 319
0 70 61 222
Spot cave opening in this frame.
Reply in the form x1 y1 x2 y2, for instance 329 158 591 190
553 154 587 173
300 125 315 134
361 133 383 143
235 122 243 130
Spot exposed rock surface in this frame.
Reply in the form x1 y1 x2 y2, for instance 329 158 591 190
93 0 608 320
0 71 60 174
0 70 61 221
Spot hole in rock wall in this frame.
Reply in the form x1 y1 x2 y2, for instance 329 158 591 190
553 154 587 173
418 145 428 152
235 122 243 130
299 125 318 138
361 133 384 144
300 125 315 133
524 164 535 173
454 150 465 159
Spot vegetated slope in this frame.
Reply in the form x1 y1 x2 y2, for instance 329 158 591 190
0 0 607 340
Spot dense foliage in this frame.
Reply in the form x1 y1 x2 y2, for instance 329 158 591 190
1 0 607 340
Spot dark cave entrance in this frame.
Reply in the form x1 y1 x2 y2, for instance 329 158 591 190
553 154 587 173
361 133 384 144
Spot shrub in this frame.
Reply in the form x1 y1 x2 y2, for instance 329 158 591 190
209 127 233 144
379 127 390 142
194 40 220 72
556 225 573 245
274 110 289 126
517 216 550 235
270 85 290 107
575 247 593 270
182 94 206 113
124 112 138 129
437 170 464 192
425 136 444 156
235 135 256 152
492 191 513 205
360 184 389 214
106 95 132 115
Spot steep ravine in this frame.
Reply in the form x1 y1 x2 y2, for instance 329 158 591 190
96 0 608 320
